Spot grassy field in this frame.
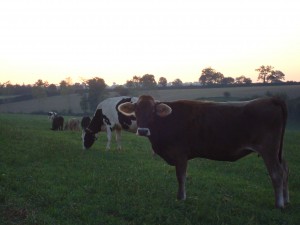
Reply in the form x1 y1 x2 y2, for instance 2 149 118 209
0 114 300 225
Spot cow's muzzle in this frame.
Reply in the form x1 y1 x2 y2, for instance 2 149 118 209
83 129 97 149
137 128 151 136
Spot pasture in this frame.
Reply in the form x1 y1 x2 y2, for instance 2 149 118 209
0 84 300 114
0 113 300 225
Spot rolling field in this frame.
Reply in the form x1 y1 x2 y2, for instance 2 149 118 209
0 84 299 114
0 114 300 225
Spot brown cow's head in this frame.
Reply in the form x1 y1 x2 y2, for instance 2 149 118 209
118 95 172 136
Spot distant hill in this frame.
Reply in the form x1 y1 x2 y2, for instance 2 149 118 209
0 94 84 114
146 84 300 101
0 84 299 115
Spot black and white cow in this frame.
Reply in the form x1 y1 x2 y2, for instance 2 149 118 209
83 96 138 150
48 111 64 131
48 111 57 120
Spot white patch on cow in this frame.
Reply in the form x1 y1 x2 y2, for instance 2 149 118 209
48 111 57 121
269 171 285 208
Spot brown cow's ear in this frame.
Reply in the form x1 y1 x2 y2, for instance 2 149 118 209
118 102 136 116
156 103 172 117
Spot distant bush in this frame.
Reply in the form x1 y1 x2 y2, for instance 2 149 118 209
265 91 288 101
223 91 231 98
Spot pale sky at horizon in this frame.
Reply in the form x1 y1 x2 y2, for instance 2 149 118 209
0 0 299 86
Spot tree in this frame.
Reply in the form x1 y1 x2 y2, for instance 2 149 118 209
140 74 157 89
86 77 107 111
256 65 274 83
34 79 49 88
256 65 285 83
126 76 141 88
221 77 235 85
80 93 89 113
268 70 285 83
32 79 48 99
31 79 48 110
172 78 183 87
47 84 58 96
199 67 214 85
59 77 74 95
1 81 13 96
213 72 224 84
199 67 224 85
235 76 252 85
114 85 129 96
158 77 167 87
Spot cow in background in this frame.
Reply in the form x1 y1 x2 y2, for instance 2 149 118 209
83 96 138 151
64 118 80 131
48 111 57 120
118 95 289 208
48 111 64 131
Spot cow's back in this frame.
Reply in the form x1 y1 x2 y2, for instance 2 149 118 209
149 98 286 162
98 96 137 131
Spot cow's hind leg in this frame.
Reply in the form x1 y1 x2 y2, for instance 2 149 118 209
105 127 112 151
175 159 188 200
262 155 285 208
281 158 289 206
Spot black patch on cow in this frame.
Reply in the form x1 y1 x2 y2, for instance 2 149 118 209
51 116 64 131
81 116 91 130
84 130 96 149
84 109 103 149
87 109 103 133
116 97 136 130
103 115 111 126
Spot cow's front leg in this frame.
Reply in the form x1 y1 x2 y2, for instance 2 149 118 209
175 159 188 200
115 128 122 151
106 127 112 151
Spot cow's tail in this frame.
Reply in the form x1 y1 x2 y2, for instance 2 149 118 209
276 97 288 163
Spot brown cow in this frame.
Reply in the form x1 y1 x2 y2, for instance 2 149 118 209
48 112 64 131
64 118 80 131
118 95 289 208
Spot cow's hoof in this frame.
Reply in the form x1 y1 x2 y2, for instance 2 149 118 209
177 193 186 201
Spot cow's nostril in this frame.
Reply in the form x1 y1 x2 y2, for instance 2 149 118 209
137 128 151 136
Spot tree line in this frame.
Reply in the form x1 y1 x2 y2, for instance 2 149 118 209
0 65 298 112
125 65 287 88
0 77 106 113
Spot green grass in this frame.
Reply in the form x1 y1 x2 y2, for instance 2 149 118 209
0 114 300 225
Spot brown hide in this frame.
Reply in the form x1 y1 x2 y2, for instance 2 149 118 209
65 118 80 131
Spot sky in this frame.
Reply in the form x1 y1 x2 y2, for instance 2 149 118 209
0 0 299 86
